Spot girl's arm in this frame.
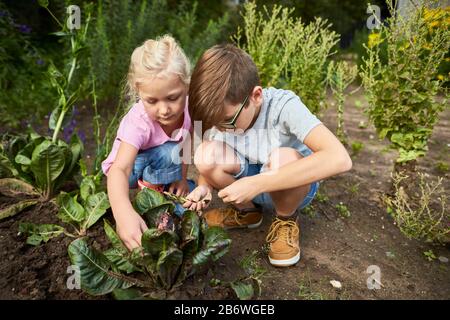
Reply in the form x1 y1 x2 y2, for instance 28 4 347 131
107 141 148 250
257 124 352 193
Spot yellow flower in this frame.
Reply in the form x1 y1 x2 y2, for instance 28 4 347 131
368 33 382 48
437 74 444 81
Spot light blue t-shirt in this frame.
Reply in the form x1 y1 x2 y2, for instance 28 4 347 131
209 87 322 164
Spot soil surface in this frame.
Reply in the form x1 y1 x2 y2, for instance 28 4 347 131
1 87 449 300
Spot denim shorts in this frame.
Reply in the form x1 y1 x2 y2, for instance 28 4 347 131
128 142 196 216
233 152 319 211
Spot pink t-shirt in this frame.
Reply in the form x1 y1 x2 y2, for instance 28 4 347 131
101 98 192 175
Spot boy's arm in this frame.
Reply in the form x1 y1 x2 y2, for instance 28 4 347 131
258 124 352 192
218 124 352 202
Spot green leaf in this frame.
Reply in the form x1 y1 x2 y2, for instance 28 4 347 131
0 178 39 197
38 0 49 8
80 175 96 201
112 288 146 300
0 199 38 220
180 211 200 258
49 106 74 131
68 238 135 296
141 228 179 258
18 222 65 246
103 219 127 252
157 247 183 289
193 227 231 267
30 140 65 192
104 248 139 274
82 192 110 230
56 192 85 224
230 280 254 300
134 188 167 214
0 153 18 177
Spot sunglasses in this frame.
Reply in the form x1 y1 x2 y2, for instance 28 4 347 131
218 95 249 130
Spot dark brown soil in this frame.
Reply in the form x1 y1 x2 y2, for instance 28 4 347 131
0 88 449 300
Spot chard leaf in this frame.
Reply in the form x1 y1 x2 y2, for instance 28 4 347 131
157 247 183 289
18 222 65 246
80 175 96 201
104 248 139 274
0 178 39 197
56 192 85 223
133 188 167 214
230 280 254 300
30 140 65 192
112 288 147 300
68 238 135 296
141 228 179 258
81 192 110 230
103 219 127 252
193 226 231 267
180 210 200 258
0 199 38 220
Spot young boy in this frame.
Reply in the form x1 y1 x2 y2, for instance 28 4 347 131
183 44 352 267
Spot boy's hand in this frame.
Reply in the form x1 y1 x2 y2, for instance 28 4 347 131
218 176 261 205
168 179 190 197
183 185 212 212
115 211 148 251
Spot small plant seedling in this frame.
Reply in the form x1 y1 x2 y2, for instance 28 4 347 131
435 161 449 173
351 141 364 155
335 202 351 218
315 192 329 203
424 249 437 262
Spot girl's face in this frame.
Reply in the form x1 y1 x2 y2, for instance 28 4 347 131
138 73 187 127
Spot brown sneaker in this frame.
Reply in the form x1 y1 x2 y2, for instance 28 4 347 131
203 206 263 230
266 217 300 267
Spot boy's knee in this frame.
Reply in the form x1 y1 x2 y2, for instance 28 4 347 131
194 140 224 174
267 147 302 170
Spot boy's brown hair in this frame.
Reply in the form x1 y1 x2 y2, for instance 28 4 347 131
189 44 260 131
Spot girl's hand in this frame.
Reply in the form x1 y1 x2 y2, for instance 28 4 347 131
168 179 190 197
183 185 212 212
218 176 261 205
115 211 148 251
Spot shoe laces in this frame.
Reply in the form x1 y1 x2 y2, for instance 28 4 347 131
221 208 246 226
266 217 299 247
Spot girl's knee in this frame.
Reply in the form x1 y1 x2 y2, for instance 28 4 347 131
267 147 302 170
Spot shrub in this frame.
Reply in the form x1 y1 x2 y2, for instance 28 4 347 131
384 172 449 244
234 1 339 113
360 1 449 164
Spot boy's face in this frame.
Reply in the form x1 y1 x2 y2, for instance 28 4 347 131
138 74 187 127
220 86 263 132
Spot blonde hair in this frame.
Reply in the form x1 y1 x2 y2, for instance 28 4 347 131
126 35 191 100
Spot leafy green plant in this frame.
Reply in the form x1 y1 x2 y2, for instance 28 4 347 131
18 174 109 245
423 249 437 261
360 0 449 165
234 1 339 113
327 60 358 144
435 161 449 173
335 202 351 218
384 172 449 244
0 131 83 219
68 188 231 297
351 141 364 155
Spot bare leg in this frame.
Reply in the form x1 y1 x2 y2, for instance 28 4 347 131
194 140 255 209
265 148 311 217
